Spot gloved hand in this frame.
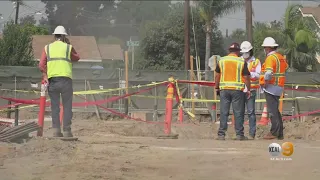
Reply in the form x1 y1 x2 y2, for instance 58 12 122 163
64 37 70 44
216 89 220 96
246 91 251 99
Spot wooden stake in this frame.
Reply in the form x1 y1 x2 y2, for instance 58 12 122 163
86 80 101 120
124 51 129 115
190 56 195 115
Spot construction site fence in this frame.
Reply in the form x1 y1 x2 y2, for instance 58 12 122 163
0 66 319 116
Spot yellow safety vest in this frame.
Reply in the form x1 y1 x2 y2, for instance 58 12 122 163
219 55 245 91
248 58 260 89
45 41 72 79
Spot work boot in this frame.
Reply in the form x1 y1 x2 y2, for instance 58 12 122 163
263 132 277 140
235 135 248 141
63 131 73 137
216 136 225 140
52 128 63 137
248 135 255 140
63 126 73 137
278 136 284 140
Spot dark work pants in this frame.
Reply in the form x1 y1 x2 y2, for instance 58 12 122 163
245 90 257 137
264 92 283 137
48 77 73 131
218 90 245 137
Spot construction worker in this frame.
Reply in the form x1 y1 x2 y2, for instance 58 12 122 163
240 41 261 140
259 37 288 140
215 43 251 140
38 25 80 137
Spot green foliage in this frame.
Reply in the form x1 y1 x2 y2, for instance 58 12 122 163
235 4 320 72
19 15 36 26
197 0 244 79
0 20 49 66
137 4 225 70
0 21 35 66
22 24 49 35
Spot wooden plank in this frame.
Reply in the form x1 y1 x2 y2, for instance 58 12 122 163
86 80 101 120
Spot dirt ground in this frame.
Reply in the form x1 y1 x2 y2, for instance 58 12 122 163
1 110 320 180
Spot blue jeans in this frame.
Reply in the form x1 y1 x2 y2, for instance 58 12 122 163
218 90 245 137
245 90 257 137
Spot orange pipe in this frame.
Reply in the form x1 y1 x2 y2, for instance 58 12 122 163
232 115 235 127
37 80 46 137
164 82 174 135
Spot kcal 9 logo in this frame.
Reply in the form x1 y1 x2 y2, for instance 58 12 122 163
268 142 294 157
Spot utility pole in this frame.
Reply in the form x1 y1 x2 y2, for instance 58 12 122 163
184 0 190 70
14 0 20 24
245 0 253 43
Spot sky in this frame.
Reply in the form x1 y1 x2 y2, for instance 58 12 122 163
0 0 319 34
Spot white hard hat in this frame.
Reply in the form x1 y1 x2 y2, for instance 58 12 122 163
52 25 68 35
261 37 278 47
240 41 253 53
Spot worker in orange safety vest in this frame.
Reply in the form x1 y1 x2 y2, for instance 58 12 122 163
240 41 261 140
259 37 288 140
215 42 251 141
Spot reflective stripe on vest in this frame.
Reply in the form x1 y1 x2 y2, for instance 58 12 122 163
219 56 245 90
271 54 285 85
45 41 72 79
248 58 260 89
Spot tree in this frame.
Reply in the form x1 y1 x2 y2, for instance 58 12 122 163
137 3 225 70
282 4 319 71
198 0 244 80
0 21 35 66
20 15 36 25
230 28 246 40
106 1 171 45
23 24 49 35
249 4 319 71
40 0 113 35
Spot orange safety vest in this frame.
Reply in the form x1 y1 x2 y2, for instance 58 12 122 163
248 58 260 89
259 52 288 87
218 54 245 91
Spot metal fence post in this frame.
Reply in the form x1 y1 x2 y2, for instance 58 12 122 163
14 105 19 126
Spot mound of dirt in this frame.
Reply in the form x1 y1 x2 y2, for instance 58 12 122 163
16 138 78 157
71 116 320 140
255 117 320 140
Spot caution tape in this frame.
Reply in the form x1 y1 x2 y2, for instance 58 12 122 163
173 80 196 119
0 81 167 95
130 94 320 103
0 84 160 110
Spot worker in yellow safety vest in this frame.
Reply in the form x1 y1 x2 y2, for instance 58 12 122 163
38 25 80 137
215 42 251 141
259 37 288 140
240 41 261 140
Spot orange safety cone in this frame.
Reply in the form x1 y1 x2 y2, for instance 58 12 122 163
257 104 269 125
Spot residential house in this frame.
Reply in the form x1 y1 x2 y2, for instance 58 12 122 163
32 35 103 68
98 44 124 68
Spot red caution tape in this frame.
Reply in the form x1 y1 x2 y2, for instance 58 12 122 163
0 84 165 107
177 80 215 86
282 109 320 121
76 95 195 126
284 87 320 92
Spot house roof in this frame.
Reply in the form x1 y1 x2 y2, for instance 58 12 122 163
98 44 124 60
32 35 102 61
299 7 320 29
